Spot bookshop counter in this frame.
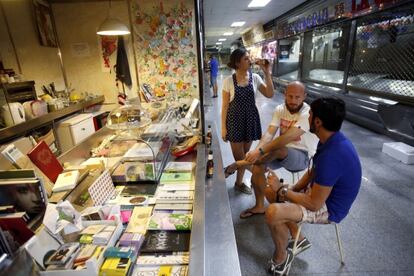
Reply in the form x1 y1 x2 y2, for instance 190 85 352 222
54 125 241 275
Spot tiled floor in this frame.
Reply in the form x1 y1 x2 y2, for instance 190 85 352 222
204 70 414 275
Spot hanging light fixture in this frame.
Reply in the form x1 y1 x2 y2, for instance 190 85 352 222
97 0 130 36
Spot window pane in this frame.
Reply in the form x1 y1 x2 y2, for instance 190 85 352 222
302 23 350 86
348 7 414 99
276 36 301 82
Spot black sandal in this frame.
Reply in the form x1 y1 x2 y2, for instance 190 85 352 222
224 164 237 178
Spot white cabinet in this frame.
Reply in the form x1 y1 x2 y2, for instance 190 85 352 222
55 113 95 153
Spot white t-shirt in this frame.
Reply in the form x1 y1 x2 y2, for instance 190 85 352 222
222 73 265 102
269 102 318 154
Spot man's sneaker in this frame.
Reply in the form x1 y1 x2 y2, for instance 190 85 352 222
287 237 311 256
267 249 294 275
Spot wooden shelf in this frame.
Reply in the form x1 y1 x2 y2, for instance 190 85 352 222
0 96 104 144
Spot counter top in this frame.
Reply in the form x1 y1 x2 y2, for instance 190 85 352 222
0 96 104 144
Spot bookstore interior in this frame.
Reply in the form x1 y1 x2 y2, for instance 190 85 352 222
1 0 414 275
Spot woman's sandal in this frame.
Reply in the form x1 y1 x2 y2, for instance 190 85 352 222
235 182 252 195
224 163 237 178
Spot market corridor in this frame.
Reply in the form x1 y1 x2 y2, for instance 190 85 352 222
204 70 414 275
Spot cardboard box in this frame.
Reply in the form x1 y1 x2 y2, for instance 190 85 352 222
382 142 414 164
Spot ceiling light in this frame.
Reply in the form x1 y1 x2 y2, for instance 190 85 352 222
231 21 245 27
216 42 222 45
248 0 271 8
218 38 227 41
97 1 130 36
223 32 233 36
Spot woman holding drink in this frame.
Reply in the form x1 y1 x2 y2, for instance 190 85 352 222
221 48 274 194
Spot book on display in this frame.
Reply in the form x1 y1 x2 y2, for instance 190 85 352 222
140 231 191 253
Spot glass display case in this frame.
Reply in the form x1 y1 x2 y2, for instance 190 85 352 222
347 6 414 101
274 35 301 82
302 22 351 86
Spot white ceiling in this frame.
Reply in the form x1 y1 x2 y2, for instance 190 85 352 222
203 0 307 48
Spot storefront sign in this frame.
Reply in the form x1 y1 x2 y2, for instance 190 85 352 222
276 0 404 38
286 7 329 35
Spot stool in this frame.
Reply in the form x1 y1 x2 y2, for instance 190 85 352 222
287 169 304 184
287 223 345 275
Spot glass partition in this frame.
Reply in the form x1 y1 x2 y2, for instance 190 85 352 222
275 35 301 82
302 22 351 86
347 6 414 100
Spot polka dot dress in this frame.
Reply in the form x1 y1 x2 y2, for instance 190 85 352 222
226 73 262 143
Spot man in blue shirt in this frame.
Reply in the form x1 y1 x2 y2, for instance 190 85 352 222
209 55 219 97
264 97 362 275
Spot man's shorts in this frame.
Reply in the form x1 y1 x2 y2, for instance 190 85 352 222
267 147 308 172
210 76 217 87
299 204 330 224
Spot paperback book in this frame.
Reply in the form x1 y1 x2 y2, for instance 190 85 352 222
140 231 191 253
148 213 192 231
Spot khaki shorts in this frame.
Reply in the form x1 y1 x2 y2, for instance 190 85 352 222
299 204 330 224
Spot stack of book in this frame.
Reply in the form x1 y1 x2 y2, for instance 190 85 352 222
130 161 194 274
0 169 47 256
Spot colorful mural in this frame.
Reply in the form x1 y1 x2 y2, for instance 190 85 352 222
131 0 198 99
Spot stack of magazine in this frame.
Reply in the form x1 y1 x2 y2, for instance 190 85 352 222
132 161 194 274
0 169 47 256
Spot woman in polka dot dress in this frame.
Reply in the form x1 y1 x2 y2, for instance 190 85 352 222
221 48 274 194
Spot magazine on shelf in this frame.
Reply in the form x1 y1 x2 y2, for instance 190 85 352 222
132 264 188 275
120 185 158 196
154 203 193 211
0 214 34 255
111 162 155 183
140 231 191 253
136 252 190 266
160 172 192 183
148 213 192 231
163 162 193 172
0 171 47 222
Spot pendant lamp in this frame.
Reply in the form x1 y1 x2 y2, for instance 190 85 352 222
97 0 130 36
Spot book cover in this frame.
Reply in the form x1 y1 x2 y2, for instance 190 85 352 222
136 252 190 266
52 170 80 192
132 265 188 275
125 206 153 234
45 242 80 266
0 178 47 221
112 162 155 183
120 184 157 196
164 162 193 172
160 172 192 183
140 231 191 253
154 203 193 211
27 141 63 183
148 213 192 231
0 216 34 253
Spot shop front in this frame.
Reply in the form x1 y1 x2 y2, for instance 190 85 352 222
271 0 414 145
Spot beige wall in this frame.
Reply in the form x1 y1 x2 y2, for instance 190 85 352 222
0 0 65 94
52 1 138 104
1 0 199 104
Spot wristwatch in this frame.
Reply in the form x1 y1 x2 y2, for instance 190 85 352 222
259 147 265 156
277 185 289 202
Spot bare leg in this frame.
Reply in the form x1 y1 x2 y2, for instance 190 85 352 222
286 221 304 241
229 142 251 186
250 164 267 211
265 202 303 263
213 80 218 97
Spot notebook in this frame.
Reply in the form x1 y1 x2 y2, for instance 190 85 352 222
27 141 63 183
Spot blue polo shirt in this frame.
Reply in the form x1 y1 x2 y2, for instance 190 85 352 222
313 131 362 223
210 57 219 77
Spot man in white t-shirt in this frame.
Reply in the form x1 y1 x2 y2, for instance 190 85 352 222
238 81 318 218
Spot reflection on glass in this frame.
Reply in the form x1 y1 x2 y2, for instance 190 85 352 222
348 9 414 98
276 36 301 81
302 23 350 85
